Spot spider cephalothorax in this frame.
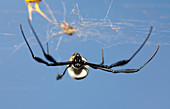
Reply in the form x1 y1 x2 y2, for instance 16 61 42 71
20 19 159 80
71 53 85 68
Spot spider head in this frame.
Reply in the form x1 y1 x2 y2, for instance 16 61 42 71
72 53 84 68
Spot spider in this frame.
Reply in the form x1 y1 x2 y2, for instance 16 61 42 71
20 20 159 80
58 21 76 35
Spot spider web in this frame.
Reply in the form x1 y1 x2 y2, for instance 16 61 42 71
35 0 169 48
42 0 121 47
0 0 169 64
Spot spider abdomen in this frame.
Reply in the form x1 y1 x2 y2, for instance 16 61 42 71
67 65 89 80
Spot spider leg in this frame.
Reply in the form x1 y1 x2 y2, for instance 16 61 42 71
90 49 104 69
46 42 49 55
113 69 140 73
100 48 104 65
56 66 70 80
28 19 58 63
26 2 33 21
137 44 159 70
34 3 53 23
20 23 70 66
28 20 71 65
98 45 159 73
108 26 153 68
20 24 49 65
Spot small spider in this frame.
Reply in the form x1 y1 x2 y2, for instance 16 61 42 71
20 20 159 80
58 21 76 35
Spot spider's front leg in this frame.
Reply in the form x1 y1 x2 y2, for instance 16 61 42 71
20 24 50 65
101 44 159 74
27 19 57 64
108 26 153 68
21 24 54 66
20 21 71 66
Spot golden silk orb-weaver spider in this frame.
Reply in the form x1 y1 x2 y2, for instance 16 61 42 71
20 20 159 80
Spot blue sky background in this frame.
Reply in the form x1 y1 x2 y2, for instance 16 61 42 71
0 0 170 109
